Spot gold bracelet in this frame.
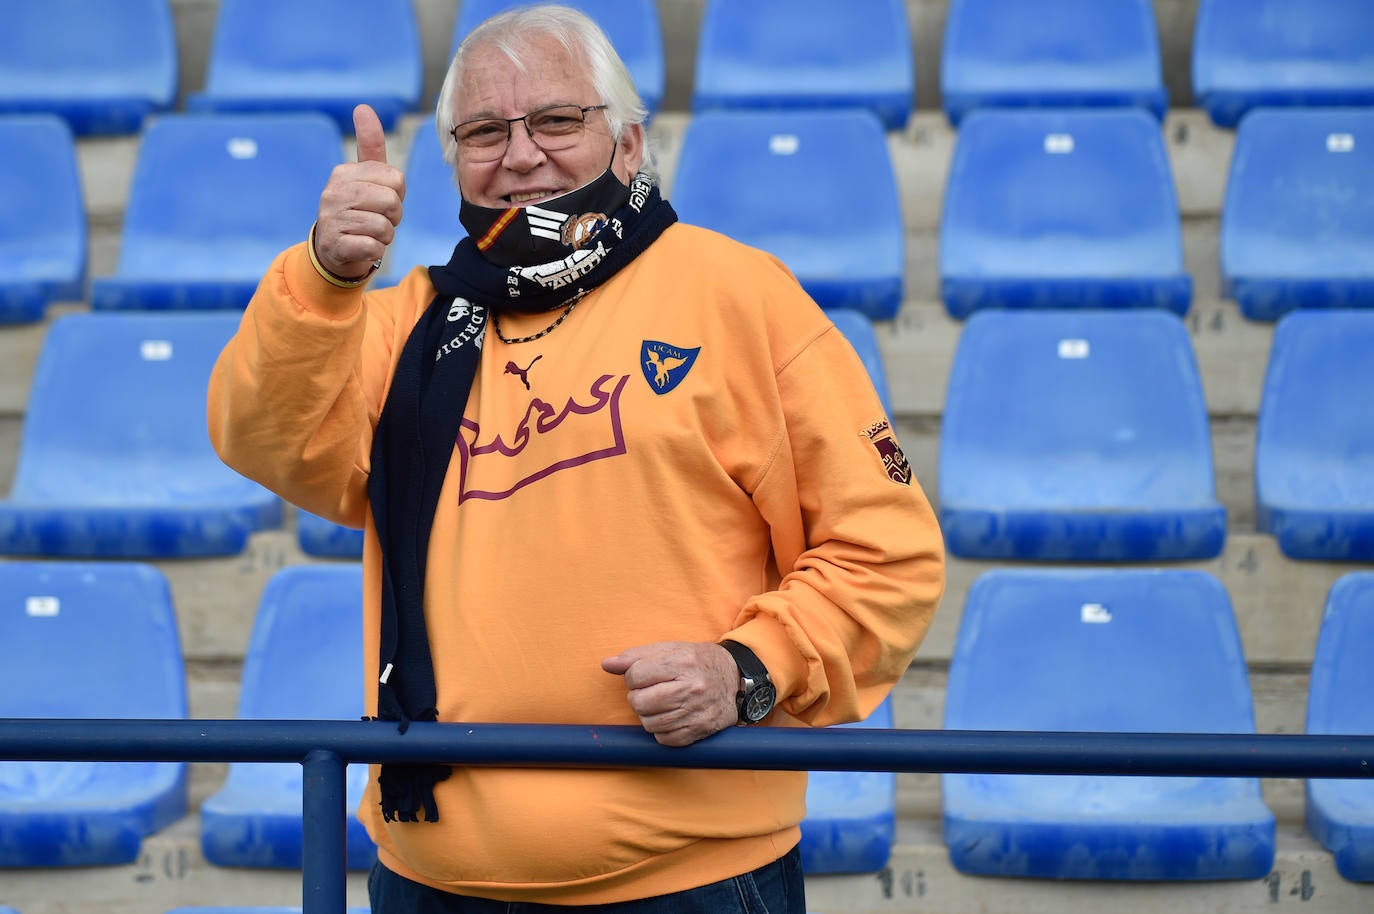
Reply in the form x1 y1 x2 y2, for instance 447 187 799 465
307 222 382 289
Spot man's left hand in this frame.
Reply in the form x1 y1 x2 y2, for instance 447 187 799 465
601 642 739 746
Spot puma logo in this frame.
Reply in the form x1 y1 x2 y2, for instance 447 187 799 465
504 355 542 390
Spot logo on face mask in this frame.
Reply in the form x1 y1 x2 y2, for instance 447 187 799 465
523 205 609 252
562 212 609 250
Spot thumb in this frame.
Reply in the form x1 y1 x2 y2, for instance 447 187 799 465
353 104 388 164
601 654 634 675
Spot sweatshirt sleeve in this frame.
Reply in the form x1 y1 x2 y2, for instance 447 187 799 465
726 322 946 727
206 242 419 527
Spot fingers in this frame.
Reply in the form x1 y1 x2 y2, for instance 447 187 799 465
353 104 388 164
313 106 406 279
602 642 739 746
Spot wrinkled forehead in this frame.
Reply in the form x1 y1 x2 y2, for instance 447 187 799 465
453 34 596 121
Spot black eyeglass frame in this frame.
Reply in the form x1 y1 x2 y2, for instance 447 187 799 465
449 103 610 152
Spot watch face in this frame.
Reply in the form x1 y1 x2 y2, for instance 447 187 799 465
742 682 777 723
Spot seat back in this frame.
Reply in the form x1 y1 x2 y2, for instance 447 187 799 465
194 0 421 130
0 0 176 134
692 0 915 130
1309 573 1374 736
95 113 341 310
941 0 1167 125
237 565 364 722
1304 573 1374 881
942 568 1273 880
0 561 187 865
947 569 1255 734
0 562 185 720
938 310 1223 560
672 109 904 318
939 108 1189 318
1220 108 1374 320
0 115 85 320
12 312 256 505
1255 311 1374 559
1193 0 1374 127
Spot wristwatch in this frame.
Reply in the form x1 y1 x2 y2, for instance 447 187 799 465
720 640 777 725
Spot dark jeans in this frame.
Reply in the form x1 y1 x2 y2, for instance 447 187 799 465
368 844 806 913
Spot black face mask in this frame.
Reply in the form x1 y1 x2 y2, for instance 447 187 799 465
458 154 632 268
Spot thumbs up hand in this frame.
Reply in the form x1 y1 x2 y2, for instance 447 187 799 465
313 104 407 281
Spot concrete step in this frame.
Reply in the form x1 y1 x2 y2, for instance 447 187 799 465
806 820 1374 914
5 809 1367 914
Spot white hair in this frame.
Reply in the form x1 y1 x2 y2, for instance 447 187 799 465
435 4 655 175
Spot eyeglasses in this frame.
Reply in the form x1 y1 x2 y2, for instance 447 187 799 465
450 104 609 162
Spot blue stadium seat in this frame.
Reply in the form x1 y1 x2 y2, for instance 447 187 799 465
202 565 375 869
941 0 1167 126
940 108 1191 319
92 113 341 311
0 312 282 557
691 0 915 130
672 109 904 319
799 697 896 874
939 310 1225 560
188 0 421 132
828 310 892 416
0 116 85 322
1255 311 1374 560
0 0 176 135
375 121 464 288
944 568 1275 880
1193 0 1374 128
1220 108 1374 321
0 562 187 866
1306 573 1374 882
297 510 364 559
453 0 664 116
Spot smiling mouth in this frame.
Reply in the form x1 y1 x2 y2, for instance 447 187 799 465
507 190 560 205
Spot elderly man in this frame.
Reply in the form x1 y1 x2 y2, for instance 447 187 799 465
209 5 944 912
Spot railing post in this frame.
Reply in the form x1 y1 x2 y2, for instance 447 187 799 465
302 749 348 914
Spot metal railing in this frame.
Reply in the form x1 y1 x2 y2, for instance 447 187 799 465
4 719 1373 913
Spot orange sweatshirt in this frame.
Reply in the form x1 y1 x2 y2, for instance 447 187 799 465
208 222 944 903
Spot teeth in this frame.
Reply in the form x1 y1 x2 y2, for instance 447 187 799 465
510 191 553 203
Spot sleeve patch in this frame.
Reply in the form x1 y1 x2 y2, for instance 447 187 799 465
860 418 912 486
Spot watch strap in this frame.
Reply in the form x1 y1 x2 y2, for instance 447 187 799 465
720 639 769 686
720 639 776 725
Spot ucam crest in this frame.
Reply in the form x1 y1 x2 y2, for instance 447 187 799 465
640 341 701 395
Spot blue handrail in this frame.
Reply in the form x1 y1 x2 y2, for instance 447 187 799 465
4 719 1373 913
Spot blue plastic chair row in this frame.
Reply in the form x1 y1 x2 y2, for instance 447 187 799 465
8 561 1374 882
4 0 1371 136
0 560 901 874
0 296 1367 567
15 102 1367 325
941 308 1374 564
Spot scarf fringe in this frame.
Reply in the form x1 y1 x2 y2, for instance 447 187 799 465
379 762 452 823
